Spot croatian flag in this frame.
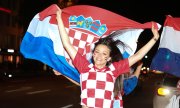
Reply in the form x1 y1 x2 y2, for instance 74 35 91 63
20 4 159 83
150 15 180 77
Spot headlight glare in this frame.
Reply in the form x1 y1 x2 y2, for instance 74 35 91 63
157 88 170 96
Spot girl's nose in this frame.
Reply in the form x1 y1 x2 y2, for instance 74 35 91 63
97 53 103 57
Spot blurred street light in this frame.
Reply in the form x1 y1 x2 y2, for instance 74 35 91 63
145 55 148 59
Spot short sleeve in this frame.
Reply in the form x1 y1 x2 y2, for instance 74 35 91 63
72 52 90 73
113 59 130 77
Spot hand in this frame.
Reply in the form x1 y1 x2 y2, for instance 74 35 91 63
53 69 62 76
151 22 160 41
56 10 62 20
55 4 62 14
56 5 62 20
137 60 143 68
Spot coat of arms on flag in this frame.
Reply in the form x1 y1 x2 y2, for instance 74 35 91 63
20 4 160 83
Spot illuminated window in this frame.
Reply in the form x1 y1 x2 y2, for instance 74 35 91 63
0 55 2 63
7 49 14 53
8 55 13 63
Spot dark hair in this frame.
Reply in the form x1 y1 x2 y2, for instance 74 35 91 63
114 74 124 97
92 30 129 66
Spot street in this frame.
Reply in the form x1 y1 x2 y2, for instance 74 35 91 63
0 72 159 108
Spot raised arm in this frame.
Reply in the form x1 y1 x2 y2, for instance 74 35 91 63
128 22 160 67
56 10 77 60
53 69 80 86
133 61 143 78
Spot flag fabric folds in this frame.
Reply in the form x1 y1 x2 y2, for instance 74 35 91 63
150 15 180 77
20 4 159 83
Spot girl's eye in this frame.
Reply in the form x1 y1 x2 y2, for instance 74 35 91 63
95 50 99 53
103 53 107 55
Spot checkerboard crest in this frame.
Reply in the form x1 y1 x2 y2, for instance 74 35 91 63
64 28 100 66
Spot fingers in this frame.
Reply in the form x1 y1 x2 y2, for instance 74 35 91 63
56 10 61 16
53 69 62 76
55 4 61 12
151 22 156 31
56 5 62 18
56 10 62 21
151 22 160 39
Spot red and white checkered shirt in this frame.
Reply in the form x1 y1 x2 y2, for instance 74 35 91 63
73 52 129 108
114 93 123 108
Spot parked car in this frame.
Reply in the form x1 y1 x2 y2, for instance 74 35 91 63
153 73 180 108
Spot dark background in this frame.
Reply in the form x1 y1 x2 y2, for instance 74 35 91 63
20 0 180 25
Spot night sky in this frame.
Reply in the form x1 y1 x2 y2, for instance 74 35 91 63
20 0 180 26
80 0 179 22
20 0 180 66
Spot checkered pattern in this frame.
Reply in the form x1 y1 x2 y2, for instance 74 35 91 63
80 64 116 108
64 28 99 67
73 52 129 108
114 93 123 108
177 80 180 89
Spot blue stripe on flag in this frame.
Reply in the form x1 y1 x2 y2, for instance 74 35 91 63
150 48 180 77
20 32 80 82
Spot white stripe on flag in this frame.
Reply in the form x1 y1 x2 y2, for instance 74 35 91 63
159 26 180 53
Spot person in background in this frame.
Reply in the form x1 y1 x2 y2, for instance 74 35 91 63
113 61 143 108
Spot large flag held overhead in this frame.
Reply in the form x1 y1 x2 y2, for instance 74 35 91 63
20 4 159 83
150 15 180 77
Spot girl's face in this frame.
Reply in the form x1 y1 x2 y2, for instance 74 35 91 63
93 44 111 69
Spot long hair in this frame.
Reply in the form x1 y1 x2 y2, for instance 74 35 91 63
92 30 131 97
106 30 132 97
114 64 137 97
114 74 124 97
113 73 130 97
92 30 129 66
